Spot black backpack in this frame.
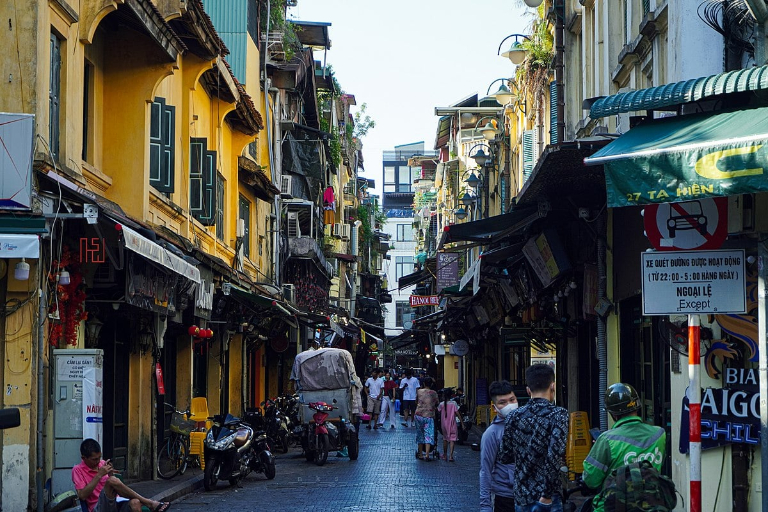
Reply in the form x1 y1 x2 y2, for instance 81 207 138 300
601 460 677 512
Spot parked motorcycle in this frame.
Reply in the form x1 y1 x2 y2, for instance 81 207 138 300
276 394 302 448
300 401 359 466
261 398 291 453
203 412 275 491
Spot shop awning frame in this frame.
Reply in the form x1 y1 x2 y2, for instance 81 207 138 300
588 65 768 119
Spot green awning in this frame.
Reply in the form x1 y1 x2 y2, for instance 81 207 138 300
584 107 768 207
589 65 768 119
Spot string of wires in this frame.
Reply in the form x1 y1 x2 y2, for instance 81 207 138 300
697 0 755 57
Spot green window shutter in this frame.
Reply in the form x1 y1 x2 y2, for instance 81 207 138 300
150 98 175 193
500 174 507 214
190 138 217 225
522 130 536 183
239 195 251 259
549 81 558 145
215 174 225 241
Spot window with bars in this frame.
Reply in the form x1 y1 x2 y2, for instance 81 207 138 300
190 138 217 225
150 97 176 194
216 174 225 241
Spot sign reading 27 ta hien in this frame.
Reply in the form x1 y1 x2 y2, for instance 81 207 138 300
641 250 746 315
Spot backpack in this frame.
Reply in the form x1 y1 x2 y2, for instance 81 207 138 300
601 460 677 512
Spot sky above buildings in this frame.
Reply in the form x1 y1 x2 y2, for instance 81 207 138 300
288 0 532 194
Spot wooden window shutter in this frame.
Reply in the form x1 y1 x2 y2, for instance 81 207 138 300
522 129 537 183
150 98 175 193
549 81 558 145
190 138 217 225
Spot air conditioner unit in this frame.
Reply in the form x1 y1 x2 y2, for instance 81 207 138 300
340 224 351 240
283 284 295 302
280 175 293 197
287 212 301 237
333 223 343 238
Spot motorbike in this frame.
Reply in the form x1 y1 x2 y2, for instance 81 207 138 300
261 398 291 453
453 393 472 444
300 401 359 466
276 394 302 448
203 412 275 491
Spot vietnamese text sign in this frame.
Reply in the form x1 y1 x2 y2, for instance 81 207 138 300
409 295 439 307
57 356 97 382
641 249 745 315
437 252 459 291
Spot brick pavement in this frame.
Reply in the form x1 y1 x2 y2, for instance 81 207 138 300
170 422 483 511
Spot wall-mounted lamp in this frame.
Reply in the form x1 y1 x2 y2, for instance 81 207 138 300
14 259 29 281
455 207 468 220
85 315 104 348
473 116 501 141
461 192 477 206
523 0 544 7
497 34 530 65
466 172 481 190
468 143 492 167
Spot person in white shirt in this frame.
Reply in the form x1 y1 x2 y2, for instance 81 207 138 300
364 369 384 430
399 368 421 427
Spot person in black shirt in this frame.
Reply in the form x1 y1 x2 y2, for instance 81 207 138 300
498 364 568 512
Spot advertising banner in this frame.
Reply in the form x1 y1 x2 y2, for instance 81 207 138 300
83 365 103 444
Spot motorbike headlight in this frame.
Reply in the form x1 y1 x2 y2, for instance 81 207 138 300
205 431 236 450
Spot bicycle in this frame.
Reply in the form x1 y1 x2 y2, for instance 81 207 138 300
157 403 199 479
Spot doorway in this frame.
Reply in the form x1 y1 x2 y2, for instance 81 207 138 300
101 316 129 472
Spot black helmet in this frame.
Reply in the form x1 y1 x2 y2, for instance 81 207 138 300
605 383 640 415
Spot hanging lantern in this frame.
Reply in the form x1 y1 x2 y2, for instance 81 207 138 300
188 325 200 337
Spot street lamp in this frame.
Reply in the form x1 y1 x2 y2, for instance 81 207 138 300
454 207 468 220
468 143 492 167
523 0 543 7
473 116 501 141
486 78 517 106
497 34 530 65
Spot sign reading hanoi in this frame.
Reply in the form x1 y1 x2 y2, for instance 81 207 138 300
410 295 439 307
641 249 746 315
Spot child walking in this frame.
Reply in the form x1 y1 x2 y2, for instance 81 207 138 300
438 388 464 462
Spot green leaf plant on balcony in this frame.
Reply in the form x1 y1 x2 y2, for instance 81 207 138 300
515 12 554 117
262 0 302 61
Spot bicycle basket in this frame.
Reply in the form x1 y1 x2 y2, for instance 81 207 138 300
170 412 195 435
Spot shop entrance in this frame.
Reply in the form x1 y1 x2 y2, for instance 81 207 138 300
102 317 130 472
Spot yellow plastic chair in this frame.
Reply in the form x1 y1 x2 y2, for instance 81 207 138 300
189 397 209 422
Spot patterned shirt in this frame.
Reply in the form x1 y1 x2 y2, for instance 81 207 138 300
498 398 569 505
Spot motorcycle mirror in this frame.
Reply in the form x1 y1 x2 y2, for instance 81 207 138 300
332 399 337 404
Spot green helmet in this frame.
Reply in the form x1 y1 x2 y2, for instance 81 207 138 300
605 383 640 415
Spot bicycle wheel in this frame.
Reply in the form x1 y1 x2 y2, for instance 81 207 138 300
157 435 188 479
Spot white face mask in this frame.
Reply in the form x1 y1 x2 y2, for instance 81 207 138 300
496 402 518 418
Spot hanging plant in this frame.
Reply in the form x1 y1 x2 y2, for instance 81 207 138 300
49 246 88 347
515 14 554 111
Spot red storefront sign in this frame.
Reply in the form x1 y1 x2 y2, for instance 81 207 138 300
409 295 439 307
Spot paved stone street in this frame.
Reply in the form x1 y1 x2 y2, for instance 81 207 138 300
171 422 481 511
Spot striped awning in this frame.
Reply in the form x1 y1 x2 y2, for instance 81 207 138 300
589 65 768 119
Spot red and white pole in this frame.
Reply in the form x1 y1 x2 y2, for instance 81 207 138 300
688 314 701 512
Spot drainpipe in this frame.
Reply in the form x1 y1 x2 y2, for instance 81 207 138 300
37 284 45 512
555 0 566 144
597 214 608 431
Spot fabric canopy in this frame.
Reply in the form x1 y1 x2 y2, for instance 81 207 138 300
585 107 768 207
121 225 200 283
438 206 539 248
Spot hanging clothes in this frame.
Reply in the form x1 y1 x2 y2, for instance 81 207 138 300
323 186 336 225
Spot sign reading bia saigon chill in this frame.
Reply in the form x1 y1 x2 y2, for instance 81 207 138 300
641 249 746 315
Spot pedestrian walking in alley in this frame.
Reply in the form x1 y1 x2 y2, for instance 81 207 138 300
378 370 398 429
499 364 569 512
438 388 463 462
414 377 439 460
400 368 420 427
364 369 384 430
480 380 518 512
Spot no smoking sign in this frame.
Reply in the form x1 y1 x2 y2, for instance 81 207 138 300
643 198 728 251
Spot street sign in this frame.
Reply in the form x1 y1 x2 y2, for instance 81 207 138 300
641 249 746 315
452 339 469 356
643 198 728 251
409 295 439 307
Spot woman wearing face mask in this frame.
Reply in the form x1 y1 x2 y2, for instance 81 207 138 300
479 380 518 512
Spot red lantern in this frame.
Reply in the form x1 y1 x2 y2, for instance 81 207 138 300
205 329 214 338
188 325 200 337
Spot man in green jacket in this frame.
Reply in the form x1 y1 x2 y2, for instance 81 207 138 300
582 383 666 512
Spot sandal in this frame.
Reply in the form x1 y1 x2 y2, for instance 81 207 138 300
154 503 172 512
416 452 424 460
448 457 455 462
440 454 446 461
